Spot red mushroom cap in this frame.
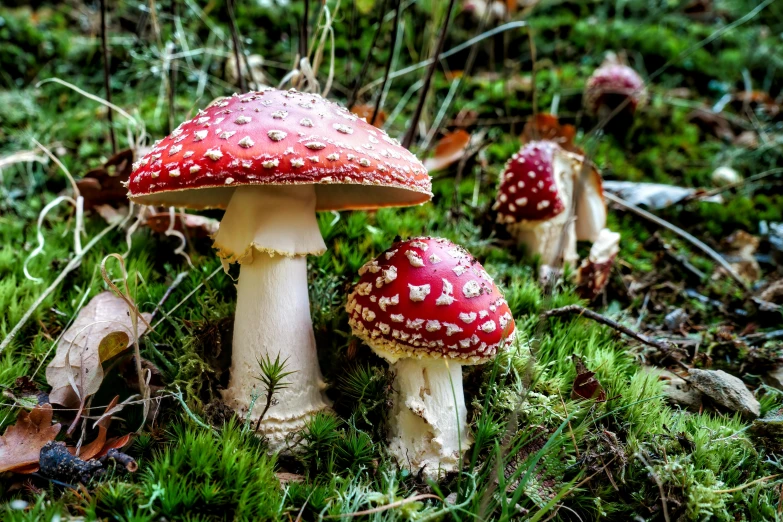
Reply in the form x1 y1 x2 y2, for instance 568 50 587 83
346 237 515 364
128 88 431 210
493 140 566 224
584 62 647 117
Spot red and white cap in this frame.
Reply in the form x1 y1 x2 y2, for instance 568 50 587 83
493 140 566 225
494 140 606 241
127 88 431 210
584 57 647 117
346 237 515 364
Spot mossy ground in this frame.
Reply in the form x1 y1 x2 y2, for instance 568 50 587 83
1 0 783 520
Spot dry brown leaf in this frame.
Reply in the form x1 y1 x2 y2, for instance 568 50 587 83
69 396 131 461
521 113 581 153
571 356 607 402
76 149 134 210
424 129 471 172
0 403 62 474
145 212 220 239
350 105 386 127
46 292 152 408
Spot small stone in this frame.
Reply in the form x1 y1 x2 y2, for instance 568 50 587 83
688 369 760 418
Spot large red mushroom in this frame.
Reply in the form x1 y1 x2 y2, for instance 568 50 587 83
347 237 515 477
128 88 431 448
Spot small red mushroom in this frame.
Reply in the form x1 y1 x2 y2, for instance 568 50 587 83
493 140 607 267
347 237 515 477
128 88 431 449
584 53 647 122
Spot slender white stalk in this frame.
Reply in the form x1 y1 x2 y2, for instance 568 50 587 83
507 215 577 267
387 358 471 479
216 185 330 450
221 253 330 449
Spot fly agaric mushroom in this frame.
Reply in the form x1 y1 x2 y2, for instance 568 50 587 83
575 228 620 299
128 88 431 448
347 237 515 477
584 52 647 121
493 140 606 267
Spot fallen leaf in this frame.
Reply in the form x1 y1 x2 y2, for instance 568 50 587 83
720 230 760 282
76 149 134 210
0 403 62 474
94 204 130 226
731 91 780 118
145 212 220 239
69 396 131 461
424 129 471 172
98 331 131 362
571 356 606 402
521 113 580 153
602 181 722 209
46 292 152 408
350 105 386 127
687 109 735 141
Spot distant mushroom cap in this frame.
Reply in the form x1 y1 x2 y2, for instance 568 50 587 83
127 88 431 210
584 61 647 116
347 237 515 364
494 140 566 224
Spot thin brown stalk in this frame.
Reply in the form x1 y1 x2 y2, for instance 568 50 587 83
604 192 749 290
168 0 178 132
301 0 310 60
371 0 402 125
541 305 673 352
636 452 671 522
226 0 246 92
346 0 389 109
100 0 116 154
401 0 457 149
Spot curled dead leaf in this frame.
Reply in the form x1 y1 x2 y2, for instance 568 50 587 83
521 114 580 154
76 149 134 210
46 292 152 408
350 105 386 127
145 212 220 239
0 403 61 474
571 356 606 402
424 129 471 172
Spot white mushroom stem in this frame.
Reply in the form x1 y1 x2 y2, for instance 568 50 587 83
508 213 577 267
387 358 472 478
215 185 331 450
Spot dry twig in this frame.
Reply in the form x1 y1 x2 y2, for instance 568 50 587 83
541 305 673 352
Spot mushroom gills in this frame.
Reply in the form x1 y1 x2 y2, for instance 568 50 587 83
212 185 327 263
387 358 472 478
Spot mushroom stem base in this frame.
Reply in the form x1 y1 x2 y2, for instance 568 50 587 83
387 358 471 479
508 216 577 267
221 254 331 452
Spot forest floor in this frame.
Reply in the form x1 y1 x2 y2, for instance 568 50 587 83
1 0 783 520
